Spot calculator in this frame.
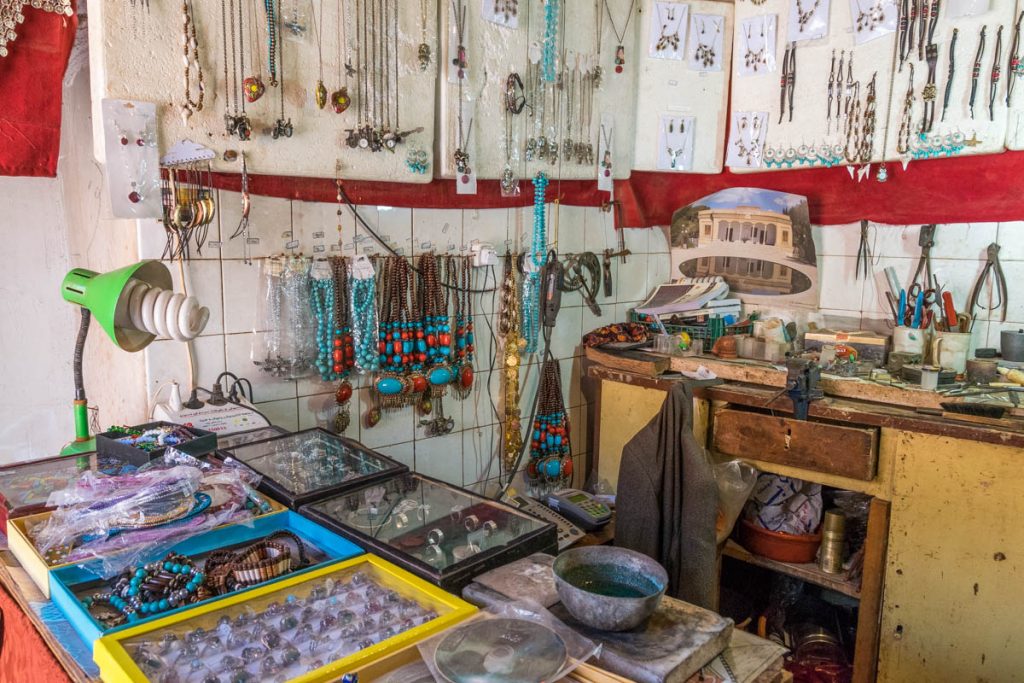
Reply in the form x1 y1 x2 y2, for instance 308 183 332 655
544 488 612 532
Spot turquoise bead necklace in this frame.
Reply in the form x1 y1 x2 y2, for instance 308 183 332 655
84 553 204 625
522 172 548 353
527 358 572 494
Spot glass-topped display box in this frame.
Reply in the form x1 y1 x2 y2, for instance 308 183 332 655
216 428 408 508
215 425 290 451
300 473 557 592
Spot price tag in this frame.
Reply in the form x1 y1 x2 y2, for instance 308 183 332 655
285 240 299 250
246 237 261 245
207 241 223 248
330 244 342 251
421 240 433 250
313 245 326 253
313 231 325 239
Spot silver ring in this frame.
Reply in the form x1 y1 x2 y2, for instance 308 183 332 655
463 515 480 532
427 528 444 546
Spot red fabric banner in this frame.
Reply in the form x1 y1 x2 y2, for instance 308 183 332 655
0 2 77 177
209 149 1024 228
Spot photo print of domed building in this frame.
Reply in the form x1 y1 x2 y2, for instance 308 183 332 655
670 188 818 307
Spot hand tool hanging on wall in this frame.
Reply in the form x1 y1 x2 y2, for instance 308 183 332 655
855 220 873 280
909 224 936 293
560 252 602 315
968 242 1008 326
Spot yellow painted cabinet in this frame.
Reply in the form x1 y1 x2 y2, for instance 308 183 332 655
878 431 1024 682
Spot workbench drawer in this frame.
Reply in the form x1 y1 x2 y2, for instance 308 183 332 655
713 409 879 481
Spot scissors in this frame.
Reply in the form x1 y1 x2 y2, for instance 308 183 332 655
907 283 937 308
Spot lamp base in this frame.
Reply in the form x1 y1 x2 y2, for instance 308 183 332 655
60 438 95 456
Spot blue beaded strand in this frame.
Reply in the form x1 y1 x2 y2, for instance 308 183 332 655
523 172 549 354
541 0 559 83
351 271 380 373
310 277 340 381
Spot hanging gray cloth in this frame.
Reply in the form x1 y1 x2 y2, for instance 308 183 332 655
615 382 718 609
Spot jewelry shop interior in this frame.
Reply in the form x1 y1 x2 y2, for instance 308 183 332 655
1 0 1023 680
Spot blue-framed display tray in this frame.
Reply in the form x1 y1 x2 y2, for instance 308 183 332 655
49 511 364 649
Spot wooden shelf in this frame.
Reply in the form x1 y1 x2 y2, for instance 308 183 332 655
722 540 861 599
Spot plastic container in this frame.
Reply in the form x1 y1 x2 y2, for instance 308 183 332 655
738 518 821 564
96 422 217 466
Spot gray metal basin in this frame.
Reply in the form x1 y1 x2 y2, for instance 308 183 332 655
553 546 667 632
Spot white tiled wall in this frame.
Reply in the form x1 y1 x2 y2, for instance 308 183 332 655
140 193 669 495
810 222 1023 354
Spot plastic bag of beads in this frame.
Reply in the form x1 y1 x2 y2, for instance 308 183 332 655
349 255 380 374
253 254 317 380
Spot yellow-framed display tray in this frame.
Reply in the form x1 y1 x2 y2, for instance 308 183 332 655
94 554 477 683
6 500 288 599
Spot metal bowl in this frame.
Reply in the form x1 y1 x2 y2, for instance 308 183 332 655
552 546 667 632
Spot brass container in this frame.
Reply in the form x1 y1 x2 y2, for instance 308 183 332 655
818 509 847 575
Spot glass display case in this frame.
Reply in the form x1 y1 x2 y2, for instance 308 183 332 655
300 473 558 592
0 453 138 531
93 555 476 683
217 428 407 508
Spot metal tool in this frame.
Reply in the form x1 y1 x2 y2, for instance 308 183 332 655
785 358 824 420
968 242 1008 325
909 224 936 293
602 248 631 297
856 220 872 280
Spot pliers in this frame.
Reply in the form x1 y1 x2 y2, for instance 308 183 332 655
909 224 936 292
856 220 872 280
969 242 1008 323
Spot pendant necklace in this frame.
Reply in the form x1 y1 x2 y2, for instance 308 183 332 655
243 0 266 102
827 50 837 133
855 0 887 34
221 0 251 139
451 256 475 401
603 0 637 73
655 3 681 53
331 0 351 113
453 71 474 182
331 256 356 432
795 0 822 33
743 18 768 73
527 359 572 494
896 64 915 155
593 0 604 87
418 0 431 70
271 0 293 140
310 0 327 108
694 17 720 68
579 64 595 164
181 0 205 123
1007 12 1023 106
600 123 613 177
501 72 524 195
451 0 468 79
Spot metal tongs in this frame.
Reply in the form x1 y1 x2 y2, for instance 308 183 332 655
968 242 1008 325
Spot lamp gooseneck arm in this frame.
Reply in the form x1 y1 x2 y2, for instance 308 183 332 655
73 308 90 401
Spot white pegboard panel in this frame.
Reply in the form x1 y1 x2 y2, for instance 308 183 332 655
87 0 438 181
729 0 1014 174
436 0 639 181
632 0 733 174
1004 0 1024 148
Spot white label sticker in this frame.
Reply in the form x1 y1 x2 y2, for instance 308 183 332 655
286 240 300 250
313 245 326 253
207 241 223 248
246 237 261 245
313 231 325 239
352 254 375 279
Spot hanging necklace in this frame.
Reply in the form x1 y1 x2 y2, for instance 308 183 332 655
794 0 822 33
522 173 548 355
331 256 356 431
263 0 279 86
181 0 205 123
418 0 431 70
527 359 572 495
942 28 958 121
655 3 681 53
896 64 915 155
603 0 637 73
1008 12 1023 106
990 25 1003 122
451 0 468 79
599 123 613 178
243 0 266 101
593 0 604 87
541 0 559 82
854 0 887 34
502 72 524 195
969 25 987 119
331 0 351 112
827 50 837 133
310 0 327 108
452 256 474 400
693 17 720 68
743 18 768 73
221 0 251 138
499 252 523 477
454 47 474 182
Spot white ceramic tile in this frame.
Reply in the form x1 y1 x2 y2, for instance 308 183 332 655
815 222 861 257
552 205 586 254
415 390 466 439
461 370 503 428
137 219 172 261
929 258 987 324
224 332 299 402
614 300 641 321
375 440 415 470
462 424 501 486
298 392 343 431
817 255 864 312
649 226 670 254
144 335 226 404
997 222 1024 261
549 306 583 360
469 265 503 315
374 206 414 256
254 398 299 431
559 357 584 408
413 431 463 485
647 252 671 291
585 207 618 252
622 227 649 254
468 313 497 368
356 388 416 448
165 259 224 337
291 201 337 253
582 301 616 337
868 223 922 261
929 223 998 260
615 253 651 303
218 192 293 260
463 208 509 249
860 256 915 318
221 259 263 333
412 208 462 255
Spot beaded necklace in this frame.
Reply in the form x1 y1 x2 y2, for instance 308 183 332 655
310 260 339 382
84 553 204 626
528 359 572 495
374 257 415 411
331 256 356 431
452 255 475 399
350 255 379 375
522 173 548 354
499 252 524 475
541 0 560 82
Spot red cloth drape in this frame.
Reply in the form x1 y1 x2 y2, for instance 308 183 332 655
209 149 1024 227
0 2 77 177
0 584 72 683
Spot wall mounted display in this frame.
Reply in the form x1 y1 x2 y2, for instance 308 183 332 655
658 114 697 170
300 472 557 592
633 0 733 174
88 0 439 181
726 111 769 168
101 99 162 219
669 188 819 307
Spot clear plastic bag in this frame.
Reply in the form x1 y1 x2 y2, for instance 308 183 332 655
714 460 758 544
350 255 380 374
35 450 269 577
417 600 601 682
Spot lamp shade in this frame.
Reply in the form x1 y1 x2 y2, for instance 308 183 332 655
60 260 172 352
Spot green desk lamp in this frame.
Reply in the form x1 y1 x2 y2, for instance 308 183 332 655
59 260 209 455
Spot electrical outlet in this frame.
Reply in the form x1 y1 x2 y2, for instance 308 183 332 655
471 243 498 267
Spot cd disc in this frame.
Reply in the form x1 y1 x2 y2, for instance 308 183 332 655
434 617 568 683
